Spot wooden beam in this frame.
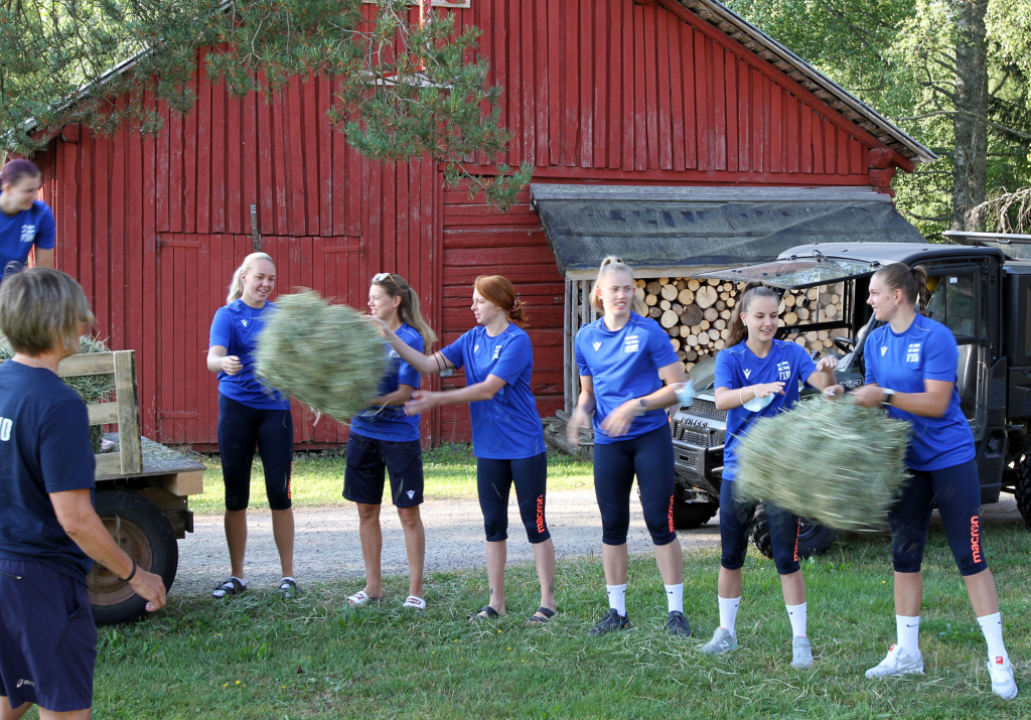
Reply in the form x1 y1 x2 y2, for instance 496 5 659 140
113 350 143 475
161 470 205 497
87 402 119 426
58 352 114 378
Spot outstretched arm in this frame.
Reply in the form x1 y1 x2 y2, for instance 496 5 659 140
404 375 507 415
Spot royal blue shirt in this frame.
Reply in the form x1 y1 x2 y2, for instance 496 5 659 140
0 196 56 274
715 340 817 482
440 324 545 460
574 314 681 444
350 323 424 443
0 362 96 584
864 314 975 471
208 299 290 410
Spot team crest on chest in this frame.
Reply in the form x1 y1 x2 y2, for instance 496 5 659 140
776 361 791 381
906 343 921 363
492 345 502 360
623 334 640 353
19 224 36 243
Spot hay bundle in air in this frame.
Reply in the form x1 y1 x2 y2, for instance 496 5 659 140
734 398 912 532
254 290 385 424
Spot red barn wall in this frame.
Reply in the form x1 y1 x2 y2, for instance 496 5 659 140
35 0 901 447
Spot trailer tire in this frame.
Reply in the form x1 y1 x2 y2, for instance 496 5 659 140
88 490 178 626
672 499 719 529
750 505 836 561
1015 455 1031 529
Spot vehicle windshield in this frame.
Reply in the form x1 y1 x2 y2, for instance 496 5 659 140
699 257 875 289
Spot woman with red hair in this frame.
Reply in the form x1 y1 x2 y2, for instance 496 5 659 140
379 275 556 624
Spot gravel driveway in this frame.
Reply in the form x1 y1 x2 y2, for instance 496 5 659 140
170 490 1025 596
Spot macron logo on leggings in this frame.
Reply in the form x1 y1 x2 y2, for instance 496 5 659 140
971 516 982 564
0 417 12 442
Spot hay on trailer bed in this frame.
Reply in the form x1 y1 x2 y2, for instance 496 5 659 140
254 290 385 424
734 398 912 532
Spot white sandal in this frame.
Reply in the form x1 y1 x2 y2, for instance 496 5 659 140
346 590 382 606
402 595 427 610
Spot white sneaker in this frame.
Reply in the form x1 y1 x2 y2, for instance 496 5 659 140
791 636 814 669
865 645 924 678
987 656 1018 700
700 627 738 655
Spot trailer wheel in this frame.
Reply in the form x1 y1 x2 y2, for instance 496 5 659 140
672 499 719 529
750 505 836 560
1015 455 1031 528
87 491 178 626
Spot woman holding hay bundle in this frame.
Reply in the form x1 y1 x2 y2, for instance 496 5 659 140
852 263 1016 699
207 252 299 600
567 256 693 637
702 282 839 668
344 272 435 611
380 275 557 624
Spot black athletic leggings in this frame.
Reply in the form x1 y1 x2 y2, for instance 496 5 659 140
218 394 294 512
476 452 550 544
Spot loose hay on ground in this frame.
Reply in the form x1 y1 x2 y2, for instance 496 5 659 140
734 397 911 532
254 290 385 424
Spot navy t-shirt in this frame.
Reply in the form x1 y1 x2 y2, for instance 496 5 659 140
350 323 424 443
715 340 817 482
0 196 56 273
574 314 681 443
209 299 290 410
864 314 975 471
0 361 96 584
440 324 545 460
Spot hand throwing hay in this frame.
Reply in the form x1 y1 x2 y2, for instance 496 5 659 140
734 398 911 532
254 290 385 424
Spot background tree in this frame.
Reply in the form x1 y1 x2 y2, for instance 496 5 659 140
0 0 531 209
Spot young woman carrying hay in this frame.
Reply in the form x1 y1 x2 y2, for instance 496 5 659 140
343 273 436 611
850 264 1017 699
701 283 839 667
379 276 557 624
566 257 693 637
206 253 299 600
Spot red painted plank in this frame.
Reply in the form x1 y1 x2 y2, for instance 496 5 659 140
93 135 109 338
168 108 183 233
196 54 212 235
318 76 333 236
78 134 93 306
562 0 578 168
824 118 837 175
286 79 306 234
621 0 635 170
712 43 727 171
736 56 749 172
694 33 710 170
383 165 397 282
811 111 825 173
184 62 198 234
332 76 349 237
185 239 199 441
242 89 258 238
506 0 522 165
303 74 320 235
770 83 782 173
395 163 408 279
495 0 511 166
271 90 289 235
142 93 159 439
786 95 799 173
656 8 673 170
156 105 170 233
346 143 362 238
579 0 593 168
519 0 535 166
109 130 126 351
211 78 226 233
681 23 697 170
725 51 739 172
634 6 648 171
668 14 686 172
591 0 607 169
535 0 550 165
801 105 813 173
838 129 849 175
761 76 772 172
750 66 762 171
227 92 243 233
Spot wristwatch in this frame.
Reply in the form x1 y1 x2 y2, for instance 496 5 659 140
880 389 895 406
634 399 648 416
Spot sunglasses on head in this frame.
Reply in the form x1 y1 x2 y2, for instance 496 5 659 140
373 273 403 292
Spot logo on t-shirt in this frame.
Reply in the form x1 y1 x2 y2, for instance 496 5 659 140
0 417 12 442
777 361 790 380
623 334 640 353
881 346 887 356
19 224 35 243
240 319 249 328
492 345 502 360
474 344 480 353
906 343 921 363
593 341 602 351
743 369 752 379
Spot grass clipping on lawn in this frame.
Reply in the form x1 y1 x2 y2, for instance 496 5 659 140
254 290 385 424
733 398 912 532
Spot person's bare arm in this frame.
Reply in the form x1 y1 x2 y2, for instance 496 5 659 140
567 376 597 446
366 384 415 408
207 345 241 375
32 247 54 268
403 376 507 415
851 379 954 417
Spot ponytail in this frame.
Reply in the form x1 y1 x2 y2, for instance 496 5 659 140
872 263 930 312
725 282 780 348
372 273 438 347
227 252 274 304
592 255 649 316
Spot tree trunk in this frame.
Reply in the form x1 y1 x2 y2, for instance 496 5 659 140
951 0 990 231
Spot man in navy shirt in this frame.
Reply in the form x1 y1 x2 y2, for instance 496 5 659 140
0 268 165 718
0 160 55 277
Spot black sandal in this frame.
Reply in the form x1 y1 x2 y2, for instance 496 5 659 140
212 577 246 599
528 607 556 624
470 605 502 621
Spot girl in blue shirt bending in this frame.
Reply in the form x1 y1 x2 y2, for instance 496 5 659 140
344 273 436 611
851 264 1016 699
703 283 838 668
381 275 556 624
568 257 692 637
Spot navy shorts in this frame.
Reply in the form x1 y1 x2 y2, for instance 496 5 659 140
218 394 294 512
476 452 550 543
0 559 96 712
344 433 424 507
890 458 988 577
720 481 801 575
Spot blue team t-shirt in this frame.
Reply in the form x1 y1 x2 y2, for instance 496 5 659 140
715 340 817 482
0 361 96 584
350 323 424 443
0 197 56 274
574 314 681 444
208 299 290 410
440 324 545 460
864 314 975 471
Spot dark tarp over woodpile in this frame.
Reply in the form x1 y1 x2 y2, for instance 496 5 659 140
531 185 927 279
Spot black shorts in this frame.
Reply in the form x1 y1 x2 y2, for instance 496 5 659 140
344 432 424 507
720 481 801 575
476 453 550 543
0 559 96 712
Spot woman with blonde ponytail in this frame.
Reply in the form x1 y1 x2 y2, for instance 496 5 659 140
206 252 299 600
568 256 693 637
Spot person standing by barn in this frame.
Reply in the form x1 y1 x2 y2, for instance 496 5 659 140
701 283 839 668
344 273 436 611
566 256 692 637
852 264 1017 699
379 275 557 624
207 252 299 600
0 268 165 719
0 160 54 277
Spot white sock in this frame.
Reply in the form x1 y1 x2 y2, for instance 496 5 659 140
281 576 294 584
786 602 807 638
718 595 741 636
896 615 920 656
606 584 627 616
977 612 1009 666
665 583 684 614
232 576 246 586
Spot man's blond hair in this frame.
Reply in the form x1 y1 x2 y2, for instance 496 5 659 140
0 268 94 355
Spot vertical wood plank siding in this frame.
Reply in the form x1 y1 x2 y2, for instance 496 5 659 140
37 0 892 446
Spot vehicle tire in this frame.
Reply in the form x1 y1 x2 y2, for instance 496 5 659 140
749 505 836 560
1015 454 1031 529
88 491 178 626
672 499 719 529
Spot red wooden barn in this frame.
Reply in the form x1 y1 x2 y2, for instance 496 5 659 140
31 0 934 449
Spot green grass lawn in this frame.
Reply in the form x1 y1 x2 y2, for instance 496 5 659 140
80 523 1031 719
189 445 592 514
